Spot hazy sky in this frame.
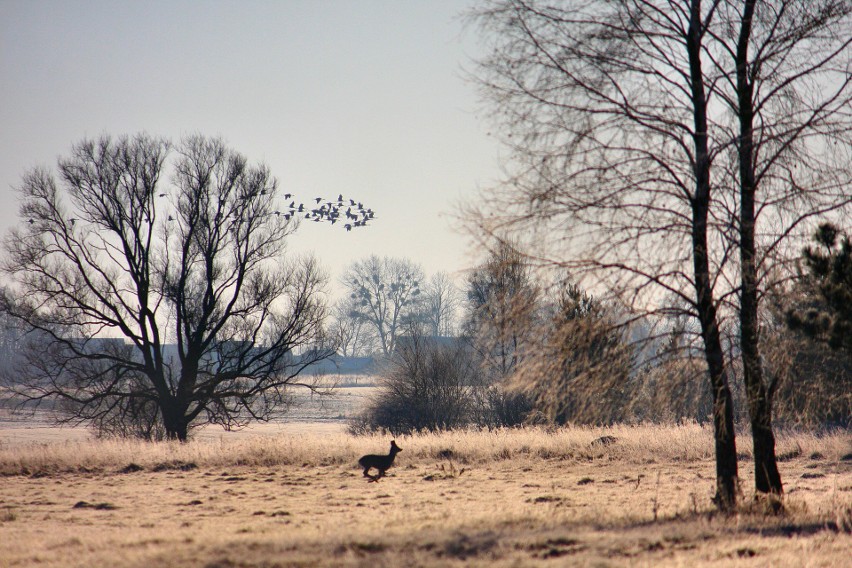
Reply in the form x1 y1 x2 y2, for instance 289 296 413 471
0 0 501 296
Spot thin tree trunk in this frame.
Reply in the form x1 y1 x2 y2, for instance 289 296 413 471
735 0 783 496
688 0 739 511
693 208 740 510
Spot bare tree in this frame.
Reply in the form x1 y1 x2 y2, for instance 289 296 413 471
328 295 375 357
469 0 740 509
465 241 539 381
341 256 425 357
721 0 852 496
2 133 337 441
423 271 462 337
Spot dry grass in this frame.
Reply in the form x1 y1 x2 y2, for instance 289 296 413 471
1 422 849 475
0 423 850 567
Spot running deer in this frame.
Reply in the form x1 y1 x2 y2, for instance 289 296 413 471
358 440 402 482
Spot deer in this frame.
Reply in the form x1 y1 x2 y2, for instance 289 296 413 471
358 440 402 482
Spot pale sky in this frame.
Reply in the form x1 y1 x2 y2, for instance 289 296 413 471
0 0 501 297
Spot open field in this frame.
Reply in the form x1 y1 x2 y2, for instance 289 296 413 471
0 382 379 447
1 424 850 567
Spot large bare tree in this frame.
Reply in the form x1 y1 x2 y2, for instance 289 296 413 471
2 133 333 441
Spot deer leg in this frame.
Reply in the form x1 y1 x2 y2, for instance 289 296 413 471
363 467 380 482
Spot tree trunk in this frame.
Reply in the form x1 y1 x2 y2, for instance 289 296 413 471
160 397 190 442
688 0 739 512
693 216 740 511
735 0 783 496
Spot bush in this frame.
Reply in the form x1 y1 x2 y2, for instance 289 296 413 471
351 334 484 435
628 357 713 424
481 387 535 427
511 302 635 426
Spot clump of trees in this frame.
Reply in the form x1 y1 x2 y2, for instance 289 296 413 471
351 242 635 433
467 0 852 509
772 223 852 427
788 223 852 353
334 257 462 358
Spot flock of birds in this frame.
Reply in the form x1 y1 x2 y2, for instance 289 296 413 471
30 193 375 232
274 193 375 231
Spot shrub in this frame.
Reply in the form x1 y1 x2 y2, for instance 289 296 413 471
351 333 484 435
481 387 535 427
510 294 635 426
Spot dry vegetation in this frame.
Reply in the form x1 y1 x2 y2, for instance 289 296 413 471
1 424 850 567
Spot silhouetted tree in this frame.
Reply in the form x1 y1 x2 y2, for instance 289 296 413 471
723 0 852 498
470 0 852 508
2 133 344 440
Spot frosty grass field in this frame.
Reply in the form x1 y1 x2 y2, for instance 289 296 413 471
1 381 850 567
